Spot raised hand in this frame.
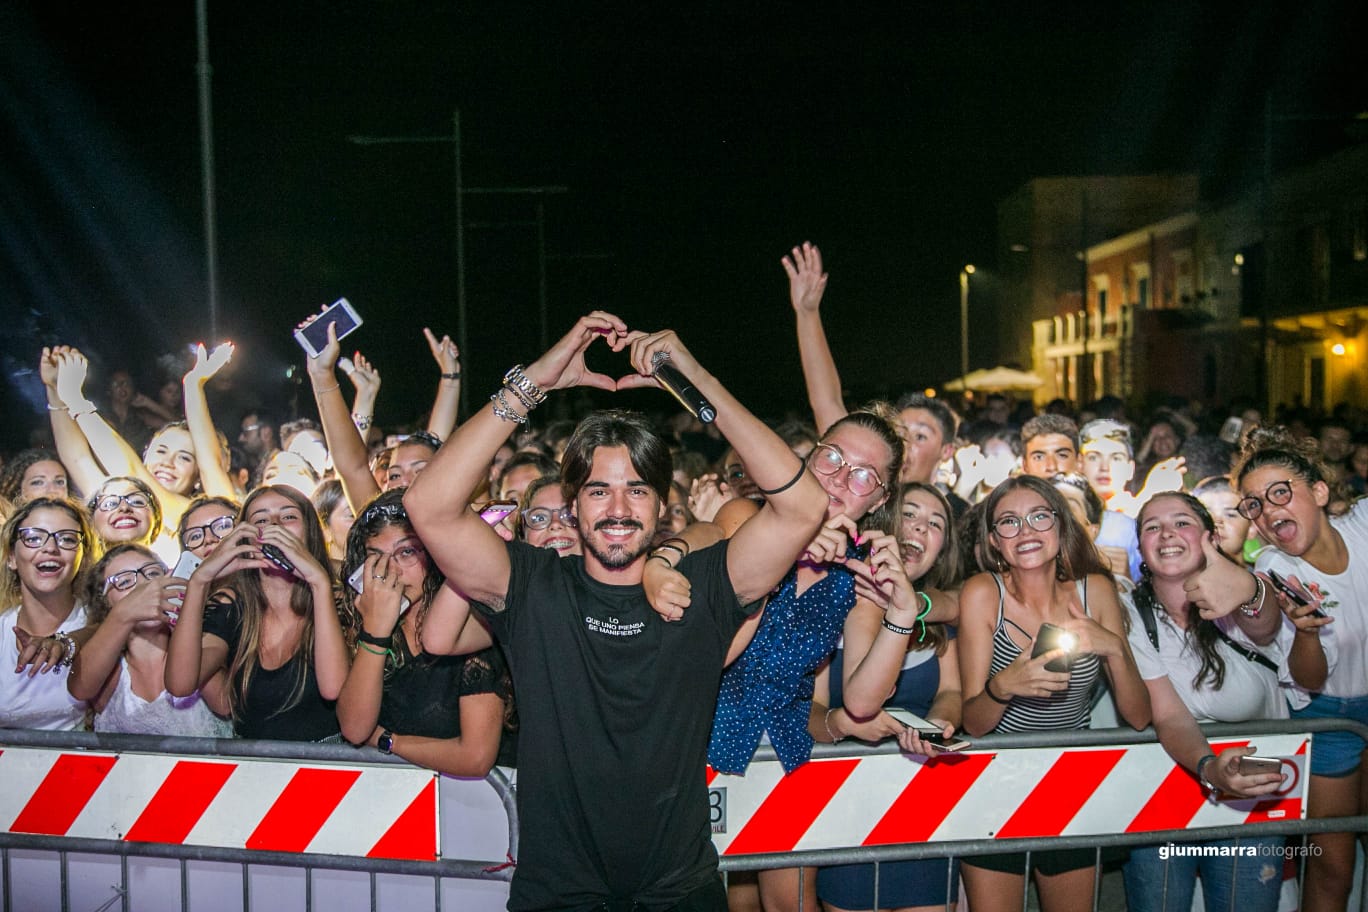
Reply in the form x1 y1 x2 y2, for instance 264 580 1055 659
185 342 234 385
782 242 828 315
54 348 92 409
1139 457 1187 499
39 346 67 391
615 328 703 392
524 311 626 392
423 328 460 374
302 316 343 378
346 351 381 399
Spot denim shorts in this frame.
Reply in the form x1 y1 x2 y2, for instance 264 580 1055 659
1292 692 1368 777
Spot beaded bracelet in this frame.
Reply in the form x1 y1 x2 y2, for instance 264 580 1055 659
1237 575 1265 618
352 413 373 432
53 631 77 668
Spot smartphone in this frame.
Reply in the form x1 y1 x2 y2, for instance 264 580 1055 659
1031 622 1077 673
850 539 872 562
885 708 971 752
1238 756 1283 777
1266 570 1327 618
1218 416 1245 445
294 298 362 357
346 565 412 615
171 551 202 580
259 542 296 574
479 501 518 525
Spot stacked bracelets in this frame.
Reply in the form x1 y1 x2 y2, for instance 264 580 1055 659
881 591 935 642
648 537 689 569
490 364 548 425
1237 574 1265 618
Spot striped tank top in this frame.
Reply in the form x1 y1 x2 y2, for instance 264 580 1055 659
987 572 1100 733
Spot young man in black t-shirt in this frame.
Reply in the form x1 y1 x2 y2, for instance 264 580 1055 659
406 313 826 911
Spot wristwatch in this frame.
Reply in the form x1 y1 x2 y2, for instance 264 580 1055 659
377 729 395 754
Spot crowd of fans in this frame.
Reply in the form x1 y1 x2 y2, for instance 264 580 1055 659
1 242 1365 912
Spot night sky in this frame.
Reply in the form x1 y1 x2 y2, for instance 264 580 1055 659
2 2 1364 450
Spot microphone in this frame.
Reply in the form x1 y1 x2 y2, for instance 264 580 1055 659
651 352 716 423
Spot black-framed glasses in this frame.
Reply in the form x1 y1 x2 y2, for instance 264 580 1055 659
1237 478 1295 520
181 515 235 549
104 561 168 593
993 509 1058 538
522 507 577 531
16 528 82 551
809 444 886 498
95 492 151 513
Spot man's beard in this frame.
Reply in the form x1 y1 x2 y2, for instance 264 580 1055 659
583 519 654 569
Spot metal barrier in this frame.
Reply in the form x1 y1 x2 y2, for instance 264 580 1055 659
714 718 1368 912
3 720 1364 911
0 730 517 912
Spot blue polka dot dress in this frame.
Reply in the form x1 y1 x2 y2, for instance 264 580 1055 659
708 561 856 774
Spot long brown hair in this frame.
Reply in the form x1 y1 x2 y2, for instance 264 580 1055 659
979 475 1111 585
0 497 101 611
215 485 333 722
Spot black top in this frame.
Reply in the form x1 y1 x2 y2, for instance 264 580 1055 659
202 594 341 741
379 634 517 769
473 540 751 912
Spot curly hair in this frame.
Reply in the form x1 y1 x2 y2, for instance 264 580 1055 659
338 488 444 670
0 450 72 504
1232 424 1330 488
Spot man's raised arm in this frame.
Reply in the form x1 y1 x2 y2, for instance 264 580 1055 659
405 312 625 606
619 332 827 606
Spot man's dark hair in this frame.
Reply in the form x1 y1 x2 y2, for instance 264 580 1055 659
1021 414 1080 449
497 451 561 491
1178 434 1234 482
894 392 959 443
560 410 672 502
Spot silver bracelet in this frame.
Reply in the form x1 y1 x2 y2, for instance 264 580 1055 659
502 365 547 406
489 387 529 425
824 708 844 744
53 631 77 668
352 413 373 431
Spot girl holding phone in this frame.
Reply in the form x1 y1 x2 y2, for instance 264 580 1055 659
958 475 1150 912
1122 492 1286 912
1234 427 1366 912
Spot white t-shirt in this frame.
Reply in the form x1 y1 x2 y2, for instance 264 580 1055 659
1126 595 1287 723
0 604 89 731
1256 498 1368 702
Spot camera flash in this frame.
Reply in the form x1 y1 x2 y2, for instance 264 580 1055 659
1058 632 1077 652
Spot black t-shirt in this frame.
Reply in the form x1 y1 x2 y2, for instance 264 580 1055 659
202 594 341 741
473 539 750 912
379 638 517 769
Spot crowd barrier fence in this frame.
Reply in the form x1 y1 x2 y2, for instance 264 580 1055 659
2 719 1365 911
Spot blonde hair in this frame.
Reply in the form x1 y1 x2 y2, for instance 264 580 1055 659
0 497 101 611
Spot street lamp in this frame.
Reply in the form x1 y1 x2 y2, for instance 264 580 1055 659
959 264 975 391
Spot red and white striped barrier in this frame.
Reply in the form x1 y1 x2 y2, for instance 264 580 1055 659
708 735 1309 856
0 747 439 860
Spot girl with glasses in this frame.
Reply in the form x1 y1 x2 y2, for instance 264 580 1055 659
957 475 1150 912
0 498 100 731
86 476 167 557
514 476 582 557
336 489 513 775
681 407 938 912
67 545 233 737
1234 426 1366 912
166 485 348 741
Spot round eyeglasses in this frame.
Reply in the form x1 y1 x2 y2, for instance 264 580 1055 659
809 444 886 498
16 528 82 551
104 561 168 593
522 507 577 531
95 492 151 513
1237 478 1295 520
993 509 1058 538
181 515 236 549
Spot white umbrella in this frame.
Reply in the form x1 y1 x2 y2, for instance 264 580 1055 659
943 367 1044 393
